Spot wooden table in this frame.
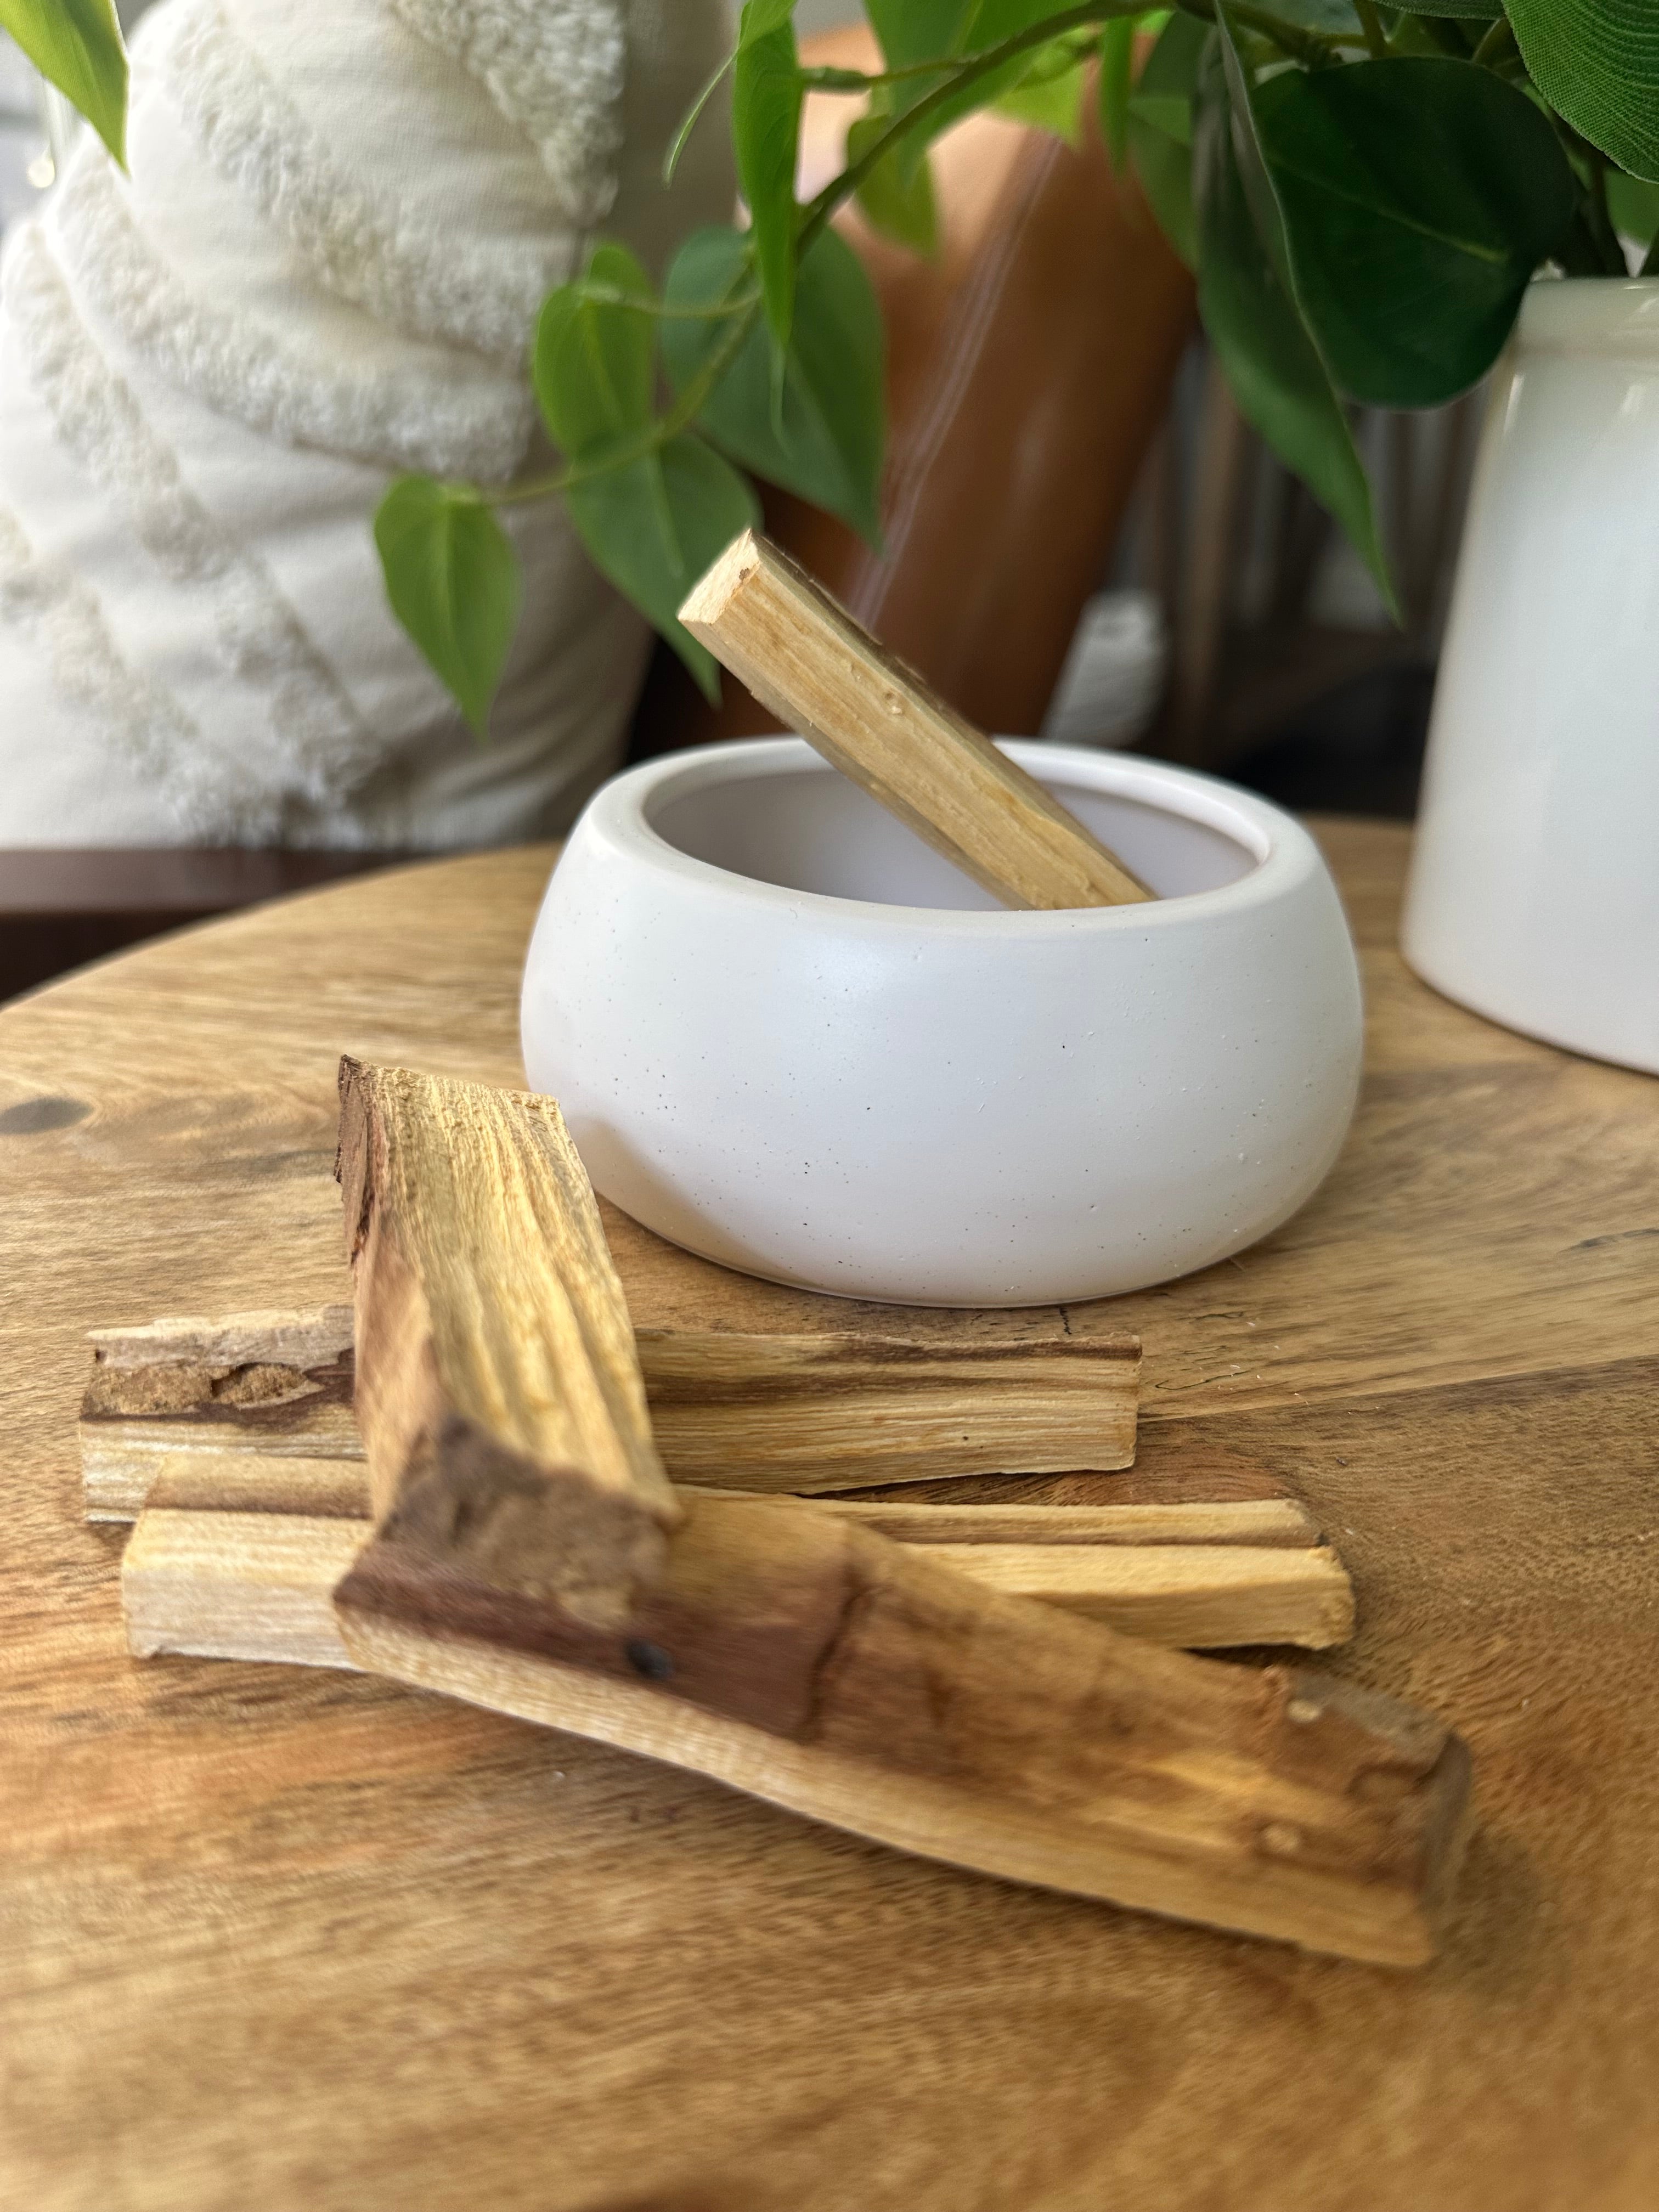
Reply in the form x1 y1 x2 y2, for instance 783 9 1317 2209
2 823 1655 2212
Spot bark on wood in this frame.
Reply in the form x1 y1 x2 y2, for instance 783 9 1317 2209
335 1059 680 1629
678 532 1153 910
332 1495 1468 1966
81 1309 1139 1519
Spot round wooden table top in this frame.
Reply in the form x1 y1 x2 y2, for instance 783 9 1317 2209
2 822 1656 2212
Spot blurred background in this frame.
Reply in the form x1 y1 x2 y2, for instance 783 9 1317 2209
778 1 1474 824
0 1 1480 1000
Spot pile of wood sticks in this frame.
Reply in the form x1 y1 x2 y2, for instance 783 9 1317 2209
86 1057 1470 1968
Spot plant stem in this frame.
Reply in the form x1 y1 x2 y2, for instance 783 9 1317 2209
494 292 764 507
572 282 762 321
798 1 1138 251
1353 0 1386 61
1470 18 1518 70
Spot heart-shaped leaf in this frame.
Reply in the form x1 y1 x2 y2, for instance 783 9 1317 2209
375 478 522 737
1508 0 1659 183
533 244 656 460
1250 56 1577 407
1 0 127 166
565 435 761 699
664 223 885 545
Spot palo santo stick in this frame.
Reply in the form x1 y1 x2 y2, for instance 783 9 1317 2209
332 1496 1468 1966
634 1328 1137 1491
336 1059 680 1628
679 531 1153 911
781 1494 1322 1548
81 1310 1139 1520
904 1542 1353 1649
121 1499 1353 1656
92 1437 1323 1560
125 1510 364 1669
82 1306 360 1518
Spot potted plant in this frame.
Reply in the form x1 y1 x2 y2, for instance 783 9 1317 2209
15 0 1658 1069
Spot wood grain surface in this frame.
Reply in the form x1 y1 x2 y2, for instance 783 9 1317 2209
2 824 1657 2209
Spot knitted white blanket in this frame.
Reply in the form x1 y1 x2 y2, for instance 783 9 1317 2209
0 0 732 847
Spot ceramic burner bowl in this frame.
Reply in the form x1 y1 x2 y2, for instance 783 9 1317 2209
521 739 1362 1307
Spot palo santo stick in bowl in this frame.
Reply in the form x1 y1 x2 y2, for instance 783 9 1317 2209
679 530 1153 911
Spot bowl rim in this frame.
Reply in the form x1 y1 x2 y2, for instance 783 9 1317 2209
575 737 1322 938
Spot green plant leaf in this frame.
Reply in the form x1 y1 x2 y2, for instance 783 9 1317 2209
1127 14 1210 268
732 9 803 350
849 103 939 254
0 0 126 166
1384 0 1501 16
532 244 656 460
737 0 796 43
865 0 976 69
1609 168 1659 250
1248 57 1577 407
375 478 522 738
663 223 886 544
992 37 1088 145
1507 0 1659 182
1192 47 1396 616
566 434 761 699
1099 18 1136 171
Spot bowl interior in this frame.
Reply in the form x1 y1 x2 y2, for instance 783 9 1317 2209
645 755 1261 909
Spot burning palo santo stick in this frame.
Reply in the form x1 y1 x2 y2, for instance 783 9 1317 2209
679 531 1154 911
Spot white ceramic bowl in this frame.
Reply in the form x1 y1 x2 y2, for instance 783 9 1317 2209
521 739 1362 1307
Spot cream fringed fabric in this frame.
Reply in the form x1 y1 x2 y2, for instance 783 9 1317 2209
0 0 733 847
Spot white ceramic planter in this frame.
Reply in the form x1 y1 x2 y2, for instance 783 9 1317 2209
521 740 1362 1306
1403 279 1659 1073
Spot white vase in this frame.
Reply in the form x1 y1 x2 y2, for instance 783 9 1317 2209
1402 278 1659 1074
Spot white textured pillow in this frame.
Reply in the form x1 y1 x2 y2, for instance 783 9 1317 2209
0 0 733 847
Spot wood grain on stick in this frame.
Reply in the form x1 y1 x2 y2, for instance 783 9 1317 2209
335 1059 679 1628
679 532 1153 910
81 1307 1138 1519
121 1492 1353 1655
332 1496 1466 1966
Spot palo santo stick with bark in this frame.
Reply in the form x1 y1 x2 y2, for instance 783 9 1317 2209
121 1491 1355 1655
335 1059 680 1628
679 532 1153 911
81 1310 1139 1520
330 1497 1467 1967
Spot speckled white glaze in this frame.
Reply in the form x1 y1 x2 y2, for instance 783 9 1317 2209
520 738 1363 1306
